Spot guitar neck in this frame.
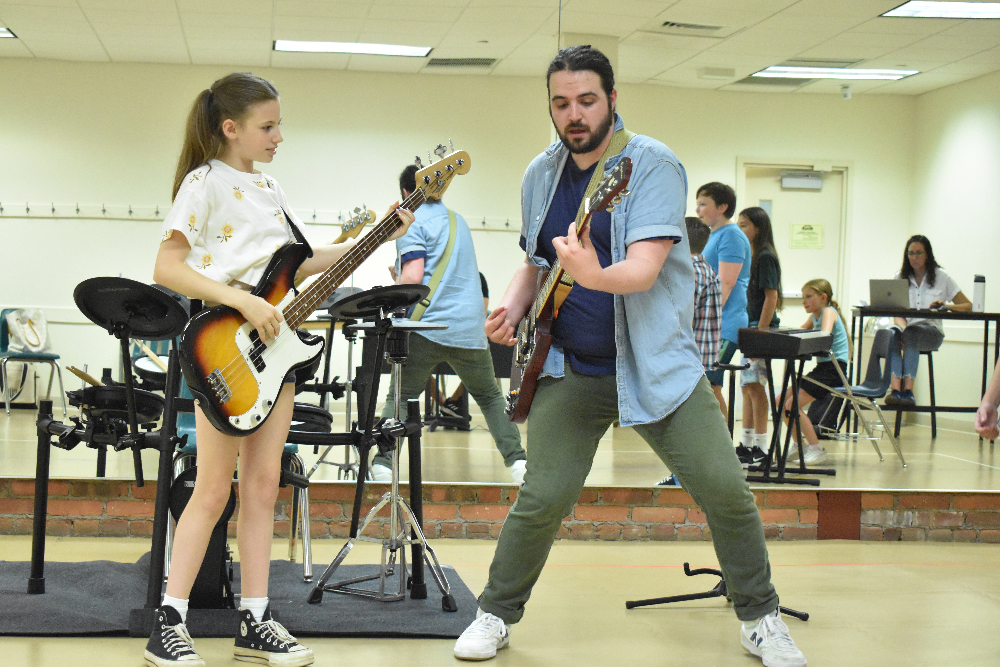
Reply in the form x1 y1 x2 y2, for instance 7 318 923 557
283 189 427 329
533 209 593 319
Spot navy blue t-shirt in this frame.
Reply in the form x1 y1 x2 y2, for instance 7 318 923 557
520 159 616 375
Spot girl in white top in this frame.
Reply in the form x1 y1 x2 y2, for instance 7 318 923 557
886 235 971 405
148 73 412 667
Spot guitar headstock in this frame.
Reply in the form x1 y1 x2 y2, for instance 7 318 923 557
414 147 472 201
588 157 632 214
333 205 374 243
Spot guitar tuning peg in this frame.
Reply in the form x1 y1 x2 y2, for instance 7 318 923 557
414 156 423 169
620 188 630 197
448 138 454 152
427 151 432 165
606 204 615 212
433 143 447 159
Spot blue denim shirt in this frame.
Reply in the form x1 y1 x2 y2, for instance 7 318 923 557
396 201 487 349
520 114 705 427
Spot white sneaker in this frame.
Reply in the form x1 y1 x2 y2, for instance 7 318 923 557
741 609 807 667
370 463 392 482
454 611 510 661
802 444 828 465
784 442 799 462
507 459 527 485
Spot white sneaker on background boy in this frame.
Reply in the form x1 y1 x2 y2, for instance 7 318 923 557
802 444 828 465
507 459 527 485
741 609 807 667
370 463 392 482
454 609 510 660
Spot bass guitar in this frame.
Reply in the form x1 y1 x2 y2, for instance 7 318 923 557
180 149 471 436
505 157 632 423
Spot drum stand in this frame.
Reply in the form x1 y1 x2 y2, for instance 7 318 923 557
306 316 361 481
625 563 809 622
306 311 456 611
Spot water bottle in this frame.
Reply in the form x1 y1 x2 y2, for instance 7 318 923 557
973 275 985 313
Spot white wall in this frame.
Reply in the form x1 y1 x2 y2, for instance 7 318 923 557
907 70 1000 419
4 57 971 421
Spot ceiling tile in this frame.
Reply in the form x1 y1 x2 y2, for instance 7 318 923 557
274 1 373 19
272 16 364 41
849 16 957 35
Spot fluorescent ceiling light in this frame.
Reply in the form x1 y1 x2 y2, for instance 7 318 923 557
752 66 919 80
273 40 431 57
0 27 16 38
882 1 1000 18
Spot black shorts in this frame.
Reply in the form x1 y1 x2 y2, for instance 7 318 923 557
801 360 848 401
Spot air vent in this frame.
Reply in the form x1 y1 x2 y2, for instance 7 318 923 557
426 57 497 68
781 58 862 69
644 17 743 39
662 21 722 32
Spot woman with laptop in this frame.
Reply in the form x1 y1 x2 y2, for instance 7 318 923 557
885 235 972 405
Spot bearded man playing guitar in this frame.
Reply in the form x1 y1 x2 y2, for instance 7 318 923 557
454 46 807 667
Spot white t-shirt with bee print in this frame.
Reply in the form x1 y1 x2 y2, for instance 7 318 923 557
161 159 307 287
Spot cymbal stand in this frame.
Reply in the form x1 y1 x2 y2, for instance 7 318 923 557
307 314 457 611
625 562 809 622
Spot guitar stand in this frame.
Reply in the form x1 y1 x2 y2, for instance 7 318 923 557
746 356 835 486
306 307 456 611
625 562 809 622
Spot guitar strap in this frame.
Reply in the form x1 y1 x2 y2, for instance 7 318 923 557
281 207 313 255
410 208 457 322
552 127 636 309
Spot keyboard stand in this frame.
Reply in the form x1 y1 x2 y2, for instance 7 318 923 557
746 355 836 486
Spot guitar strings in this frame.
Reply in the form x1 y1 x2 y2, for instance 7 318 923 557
204 189 429 410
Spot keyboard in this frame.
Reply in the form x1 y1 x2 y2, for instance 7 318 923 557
737 327 833 359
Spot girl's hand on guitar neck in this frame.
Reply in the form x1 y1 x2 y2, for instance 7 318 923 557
234 290 284 343
385 202 415 242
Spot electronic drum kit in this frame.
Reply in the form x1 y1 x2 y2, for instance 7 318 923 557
28 275 457 617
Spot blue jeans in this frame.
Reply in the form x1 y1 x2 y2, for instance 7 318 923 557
890 322 944 380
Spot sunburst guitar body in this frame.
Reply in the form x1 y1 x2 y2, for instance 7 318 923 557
179 243 324 435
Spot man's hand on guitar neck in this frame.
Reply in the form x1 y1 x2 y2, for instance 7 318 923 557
553 222 600 289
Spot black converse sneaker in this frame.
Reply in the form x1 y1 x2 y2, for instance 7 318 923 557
144 605 205 667
234 606 314 666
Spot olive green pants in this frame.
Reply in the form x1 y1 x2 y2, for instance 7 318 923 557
479 365 778 623
374 333 524 469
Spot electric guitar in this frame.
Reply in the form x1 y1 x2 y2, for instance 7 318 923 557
505 157 632 423
180 149 471 436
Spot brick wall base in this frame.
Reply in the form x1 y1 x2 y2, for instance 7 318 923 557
2 478 999 542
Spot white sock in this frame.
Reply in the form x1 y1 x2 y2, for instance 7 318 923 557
162 595 188 622
240 596 269 623
753 432 769 453
741 428 753 448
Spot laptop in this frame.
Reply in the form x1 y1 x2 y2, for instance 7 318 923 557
869 278 910 310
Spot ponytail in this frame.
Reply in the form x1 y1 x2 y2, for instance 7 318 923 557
802 278 853 359
172 73 279 200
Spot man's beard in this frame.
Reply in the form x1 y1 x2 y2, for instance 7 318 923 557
555 103 614 155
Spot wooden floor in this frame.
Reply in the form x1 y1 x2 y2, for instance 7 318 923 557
1 535 999 666
1 401 997 491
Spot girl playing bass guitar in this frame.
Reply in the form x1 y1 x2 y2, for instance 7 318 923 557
147 72 412 667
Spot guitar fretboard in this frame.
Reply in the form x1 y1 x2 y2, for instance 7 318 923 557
281 188 428 329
